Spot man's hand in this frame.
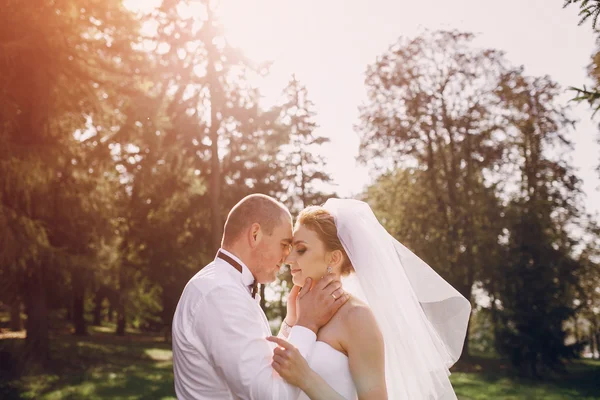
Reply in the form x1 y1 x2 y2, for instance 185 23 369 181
295 274 349 334
267 336 313 390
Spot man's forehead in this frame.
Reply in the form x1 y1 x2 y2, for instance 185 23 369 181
277 215 293 242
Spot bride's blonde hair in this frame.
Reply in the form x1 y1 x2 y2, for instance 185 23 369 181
296 206 354 276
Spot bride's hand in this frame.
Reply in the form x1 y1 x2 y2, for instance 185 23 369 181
267 336 313 389
285 285 301 326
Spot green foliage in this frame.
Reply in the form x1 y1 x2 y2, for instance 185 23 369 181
361 30 588 375
569 86 600 114
491 69 584 376
468 307 497 357
0 0 329 350
0 0 143 358
564 0 600 29
496 204 580 376
278 75 334 213
358 30 510 317
564 0 600 162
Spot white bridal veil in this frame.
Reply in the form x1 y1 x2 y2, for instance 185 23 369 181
323 199 471 400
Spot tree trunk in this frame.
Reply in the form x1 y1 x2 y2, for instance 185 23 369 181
65 302 72 322
115 262 127 336
108 300 114 323
593 319 600 359
24 264 49 365
9 300 22 331
460 296 472 360
72 268 87 336
208 101 222 250
92 287 103 326
116 295 126 336
161 283 175 343
260 284 267 314
206 28 223 252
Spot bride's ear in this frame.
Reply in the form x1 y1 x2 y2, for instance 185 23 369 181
329 249 344 268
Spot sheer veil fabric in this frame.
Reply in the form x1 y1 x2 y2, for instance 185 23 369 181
323 199 471 399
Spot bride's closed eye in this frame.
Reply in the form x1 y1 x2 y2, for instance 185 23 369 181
295 247 307 255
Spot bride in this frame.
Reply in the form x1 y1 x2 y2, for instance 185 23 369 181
267 199 471 400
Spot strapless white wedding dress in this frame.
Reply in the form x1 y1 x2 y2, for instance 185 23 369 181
297 341 357 400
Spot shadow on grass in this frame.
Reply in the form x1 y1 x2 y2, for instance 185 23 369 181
451 358 600 400
3 327 599 400
0 326 175 400
18 361 175 400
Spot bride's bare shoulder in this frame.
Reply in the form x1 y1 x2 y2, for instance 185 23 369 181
335 297 384 356
340 297 381 334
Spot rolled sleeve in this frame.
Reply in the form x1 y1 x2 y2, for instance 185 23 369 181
197 285 316 400
287 326 317 359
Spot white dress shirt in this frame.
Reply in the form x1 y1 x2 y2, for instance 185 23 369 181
172 248 317 399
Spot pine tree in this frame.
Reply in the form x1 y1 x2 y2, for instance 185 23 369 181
0 0 142 361
493 70 584 376
279 75 334 213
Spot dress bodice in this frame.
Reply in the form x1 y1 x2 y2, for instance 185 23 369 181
297 341 357 400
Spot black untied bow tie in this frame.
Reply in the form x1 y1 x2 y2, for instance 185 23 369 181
216 250 258 299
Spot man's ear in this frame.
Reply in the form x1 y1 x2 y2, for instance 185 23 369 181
248 223 262 248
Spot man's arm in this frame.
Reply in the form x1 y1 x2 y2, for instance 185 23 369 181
198 285 316 400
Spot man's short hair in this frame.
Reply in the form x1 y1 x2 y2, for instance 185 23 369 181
222 194 291 247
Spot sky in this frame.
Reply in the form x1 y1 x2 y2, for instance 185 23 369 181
219 0 600 216
126 0 600 216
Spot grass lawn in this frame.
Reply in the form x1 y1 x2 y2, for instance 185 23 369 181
452 359 600 400
1 325 599 399
0 326 175 400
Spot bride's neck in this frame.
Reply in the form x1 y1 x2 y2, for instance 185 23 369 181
310 273 341 290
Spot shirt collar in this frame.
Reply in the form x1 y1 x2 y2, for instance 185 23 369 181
217 248 256 288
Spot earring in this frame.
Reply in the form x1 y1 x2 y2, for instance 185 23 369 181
327 266 332 274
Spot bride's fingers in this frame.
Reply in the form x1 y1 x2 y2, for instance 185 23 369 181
290 285 301 297
297 279 312 298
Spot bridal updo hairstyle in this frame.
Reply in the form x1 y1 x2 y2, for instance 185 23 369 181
295 206 354 276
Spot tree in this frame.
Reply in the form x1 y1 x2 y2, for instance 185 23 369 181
563 0 600 110
278 75 334 212
0 0 141 361
564 0 600 175
490 70 584 376
99 0 294 333
357 31 511 357
567 218 600 359
49 139 119 336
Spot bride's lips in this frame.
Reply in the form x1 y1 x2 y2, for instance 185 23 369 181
290 268 301 274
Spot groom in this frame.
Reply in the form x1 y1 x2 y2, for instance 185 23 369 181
172 194 348 399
